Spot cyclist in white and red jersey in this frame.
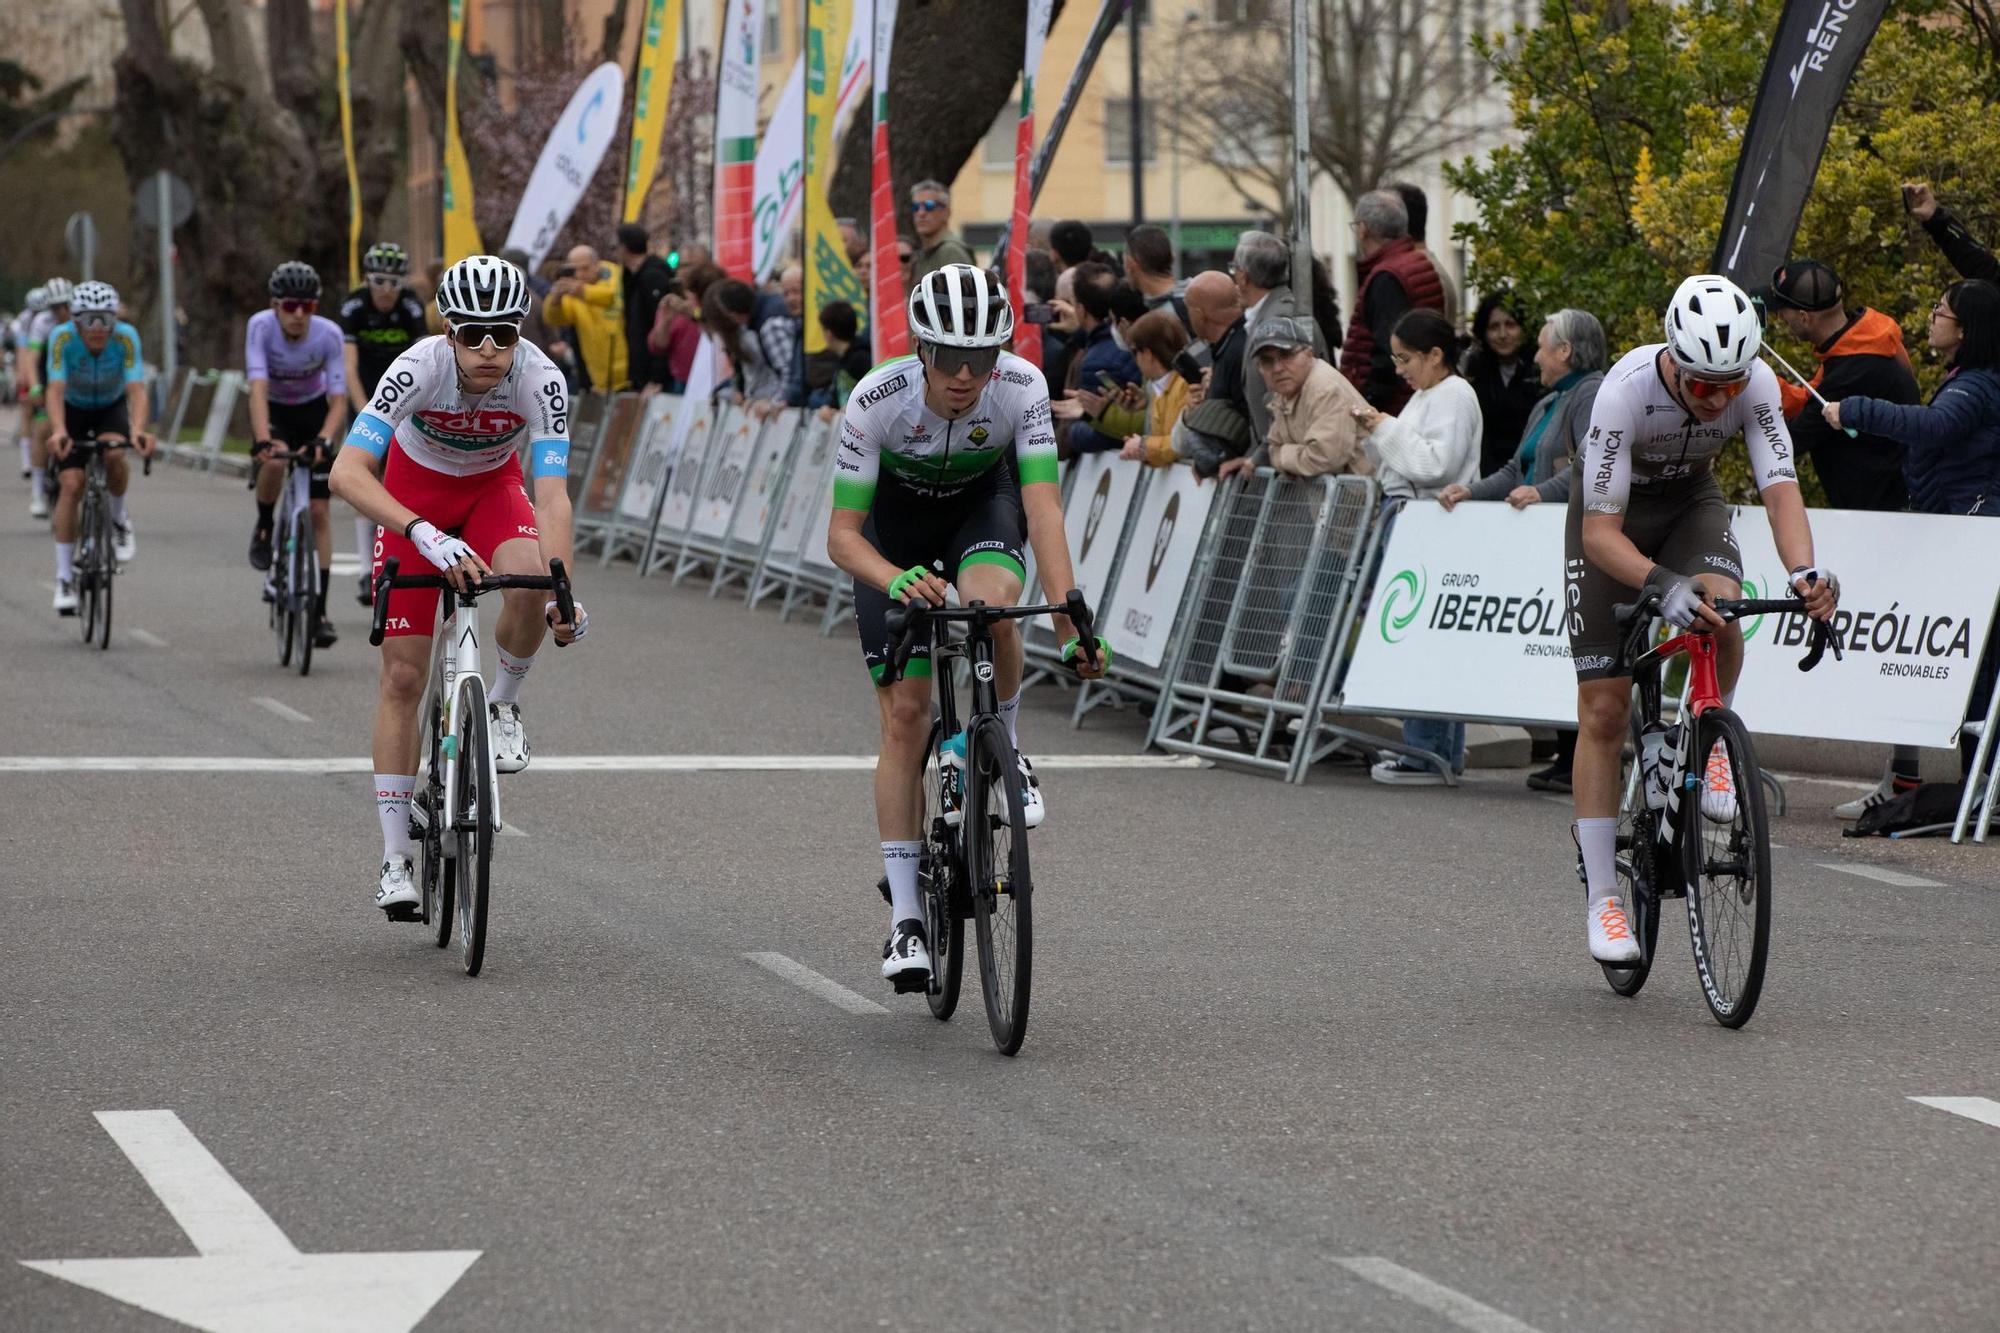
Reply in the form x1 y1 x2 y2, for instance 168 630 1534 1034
1567 275 1838 966
330 255 587 915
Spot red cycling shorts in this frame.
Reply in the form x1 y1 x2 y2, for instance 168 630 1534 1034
372 446 540 637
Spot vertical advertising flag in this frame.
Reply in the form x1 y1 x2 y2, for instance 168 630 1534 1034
804 0 866 355
442 0 482 264
751 57 807 282
1010 0 1055 367
336 0 361 290
1714 0 1890 286
714 0 763 281
991 0 1124 268
503 64 627 271
868 0 907 362
623 0 685 223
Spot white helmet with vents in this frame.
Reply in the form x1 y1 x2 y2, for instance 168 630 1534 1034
436 255 530 323
907 263 1013 349
70 281 119 315
1663 274 1760 378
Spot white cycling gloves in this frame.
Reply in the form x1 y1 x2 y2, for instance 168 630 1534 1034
1646 566 1706 629
407 519 476 573
546 599 589 641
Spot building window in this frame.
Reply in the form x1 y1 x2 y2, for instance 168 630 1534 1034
1103 99 1159 166
1213 0 1276 24
762 0 784 59
982 104 1019 170
1205 97 1279 170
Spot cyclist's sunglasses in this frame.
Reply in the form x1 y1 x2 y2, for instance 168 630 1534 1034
921 342 1000 378
74 312 115 331
366 274 402 289
1683 373 1749 402
277 298 318 314
448 321 523 351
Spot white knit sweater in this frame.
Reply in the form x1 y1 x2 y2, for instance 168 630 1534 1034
1364 375 1483 501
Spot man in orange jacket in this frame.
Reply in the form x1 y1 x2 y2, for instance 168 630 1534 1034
1763 258 1919 511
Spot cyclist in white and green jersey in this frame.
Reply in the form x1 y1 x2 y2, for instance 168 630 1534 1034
828 263 1107 988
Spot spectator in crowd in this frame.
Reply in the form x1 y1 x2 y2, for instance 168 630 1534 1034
1351 307 1481 785
1905 182 1999 283
1124 224 1189 324
1027 218 1055 254
1389 180 1461 324
1439 307 1608 793
1341 189 1447 415
646 277 703 392
803 300 875 409
1118 309 1195 467
1049 261 1140 455
1462 288 1542 477
1173 269 1253 477
838 218 867 267
497 246 559 366
702 278 785 403
543 244 629 393
1231 230 1325 449
617 223 677 394
1235 315 1373 480
765 264 807 409
1826 277 2000 792
1308 255 1345 357
1051 220 1095 272
907 180 974 285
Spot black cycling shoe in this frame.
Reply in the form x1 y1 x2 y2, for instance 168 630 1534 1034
314 616 339 648
356 572 373 606
248 526 273 571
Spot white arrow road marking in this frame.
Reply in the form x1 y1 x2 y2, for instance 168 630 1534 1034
1818 863 1944 889
20 1110 479 1333
1910 1096 2000 1130
129 629 169 648
745 952 889 1016
252 698 313 725
1335 1257 1546 1333
0 753 1211 774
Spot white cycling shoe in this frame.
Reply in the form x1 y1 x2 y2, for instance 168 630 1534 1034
29 487 49 519
374 857 420 913
1587 896 1644 966
882 918 932 988
490 702 530 773
52 579 77 616
1700 741 1739 824
113 520 136 565
1016 752 1046 829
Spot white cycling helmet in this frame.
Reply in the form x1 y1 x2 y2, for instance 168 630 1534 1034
907 263 1013 348
42 277 74 308
70 281 119 315
436 255 530 323
24 286 47 314
1663 274 1760 378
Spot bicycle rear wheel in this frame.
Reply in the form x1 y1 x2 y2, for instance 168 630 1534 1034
77 489 101 644
921 720 965 1022
293 518 317 677
1602 817 1662 997
91 495 113 651
273 511 295 667
965 715 1032 1055
1683 708 1771 1027
454 675 495 976
420 691 454 948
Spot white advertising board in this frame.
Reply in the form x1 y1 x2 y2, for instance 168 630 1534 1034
1104 464 1217 669
657 397 718 536
769 415 836 562
616 393 681 523
1061 453 1144 608
694 409 763 538
731 409 801 546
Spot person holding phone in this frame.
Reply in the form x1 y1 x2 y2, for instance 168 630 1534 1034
1119 311 1196 467
1048 261 1139 455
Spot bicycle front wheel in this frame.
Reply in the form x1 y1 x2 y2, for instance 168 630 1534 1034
1602 821 1662 998
421 692 454 949
294 524 317 677
92 499 113 651
965 716 1032 1055
921 720 964 1022
1682 708 1772 1027
78 491 101 644
453 676 495 976
273 514 295 667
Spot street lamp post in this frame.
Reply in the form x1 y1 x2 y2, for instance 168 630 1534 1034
1169 8 1198 278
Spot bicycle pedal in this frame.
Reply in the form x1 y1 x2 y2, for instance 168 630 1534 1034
889 971 931 995
380 903 422 924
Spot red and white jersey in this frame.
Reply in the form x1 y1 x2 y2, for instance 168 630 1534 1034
345 334 570 481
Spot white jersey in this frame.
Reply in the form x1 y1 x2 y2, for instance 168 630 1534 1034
345 334 570 480
832 352 1059 511
1578 344 1797 517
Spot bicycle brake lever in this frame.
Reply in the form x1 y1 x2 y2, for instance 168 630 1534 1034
547 557 576 647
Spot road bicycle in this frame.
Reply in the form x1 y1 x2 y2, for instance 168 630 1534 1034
70 437 146 651
881 588 1098 1056
1598 591 1840 1027
370 555 574 977
267 444 323 675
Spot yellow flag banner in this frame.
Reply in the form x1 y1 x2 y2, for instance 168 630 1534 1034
622 0 684 223
803 0 864 355
336 0 361 289
442 0 482 264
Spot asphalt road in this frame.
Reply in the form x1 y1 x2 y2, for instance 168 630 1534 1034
2 461 1996 1332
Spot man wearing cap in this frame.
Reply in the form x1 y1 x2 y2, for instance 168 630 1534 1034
1219 316 1373 480
1765 258 1919 511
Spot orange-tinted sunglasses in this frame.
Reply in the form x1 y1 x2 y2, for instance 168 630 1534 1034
1683 374 1748 402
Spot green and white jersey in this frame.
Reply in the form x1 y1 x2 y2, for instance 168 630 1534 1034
832 352 1060 511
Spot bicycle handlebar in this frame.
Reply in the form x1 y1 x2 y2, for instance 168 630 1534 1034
1614 592 1844 671
63 435 152 475
369 555 576 647
880 588 1096 685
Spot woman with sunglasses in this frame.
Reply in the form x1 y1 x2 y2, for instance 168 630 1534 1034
329 255 587 917
827 263 1106 990
1566 274 1840 967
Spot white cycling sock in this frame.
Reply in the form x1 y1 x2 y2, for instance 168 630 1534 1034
54 542 74 582
1575 817 1619 905
108 492 128 525
999 691 1021 747
376 774 418 860
355 517 377 562
490 647 534 706
882 840 923 928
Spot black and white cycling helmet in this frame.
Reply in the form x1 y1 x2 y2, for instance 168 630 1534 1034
907 263 1013 348
24 286 46 314
1664 274 1760 379
70 281 119 315
362 242 409 277
42 277 74 307
269 261 322 300
436 255 530 323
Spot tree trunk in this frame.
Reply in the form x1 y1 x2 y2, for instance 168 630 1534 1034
349 0 410 242
267 0 317 123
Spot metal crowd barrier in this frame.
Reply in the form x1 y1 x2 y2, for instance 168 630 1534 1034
749 413 841 612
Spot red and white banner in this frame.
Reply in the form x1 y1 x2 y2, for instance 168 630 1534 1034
1009 0 1055 368
713 0 762 281
868 0 907 361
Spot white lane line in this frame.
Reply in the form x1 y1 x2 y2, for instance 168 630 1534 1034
499 821 527 838
743 952 888 1016
251 697 313 726
0 753 1210 774
1335 1258 1545 1333
327 557 366 575
1818 862 1944 889
1910 1096 2000 1130
128 629 169 648
94 1110 293 1255
1772 771 1880 793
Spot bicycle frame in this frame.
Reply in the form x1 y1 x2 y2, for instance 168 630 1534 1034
419 592 495 846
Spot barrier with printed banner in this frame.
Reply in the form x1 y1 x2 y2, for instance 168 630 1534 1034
617 393 681 524
695 410 763 539
1062 453 1143 607
1105 465 1215 669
